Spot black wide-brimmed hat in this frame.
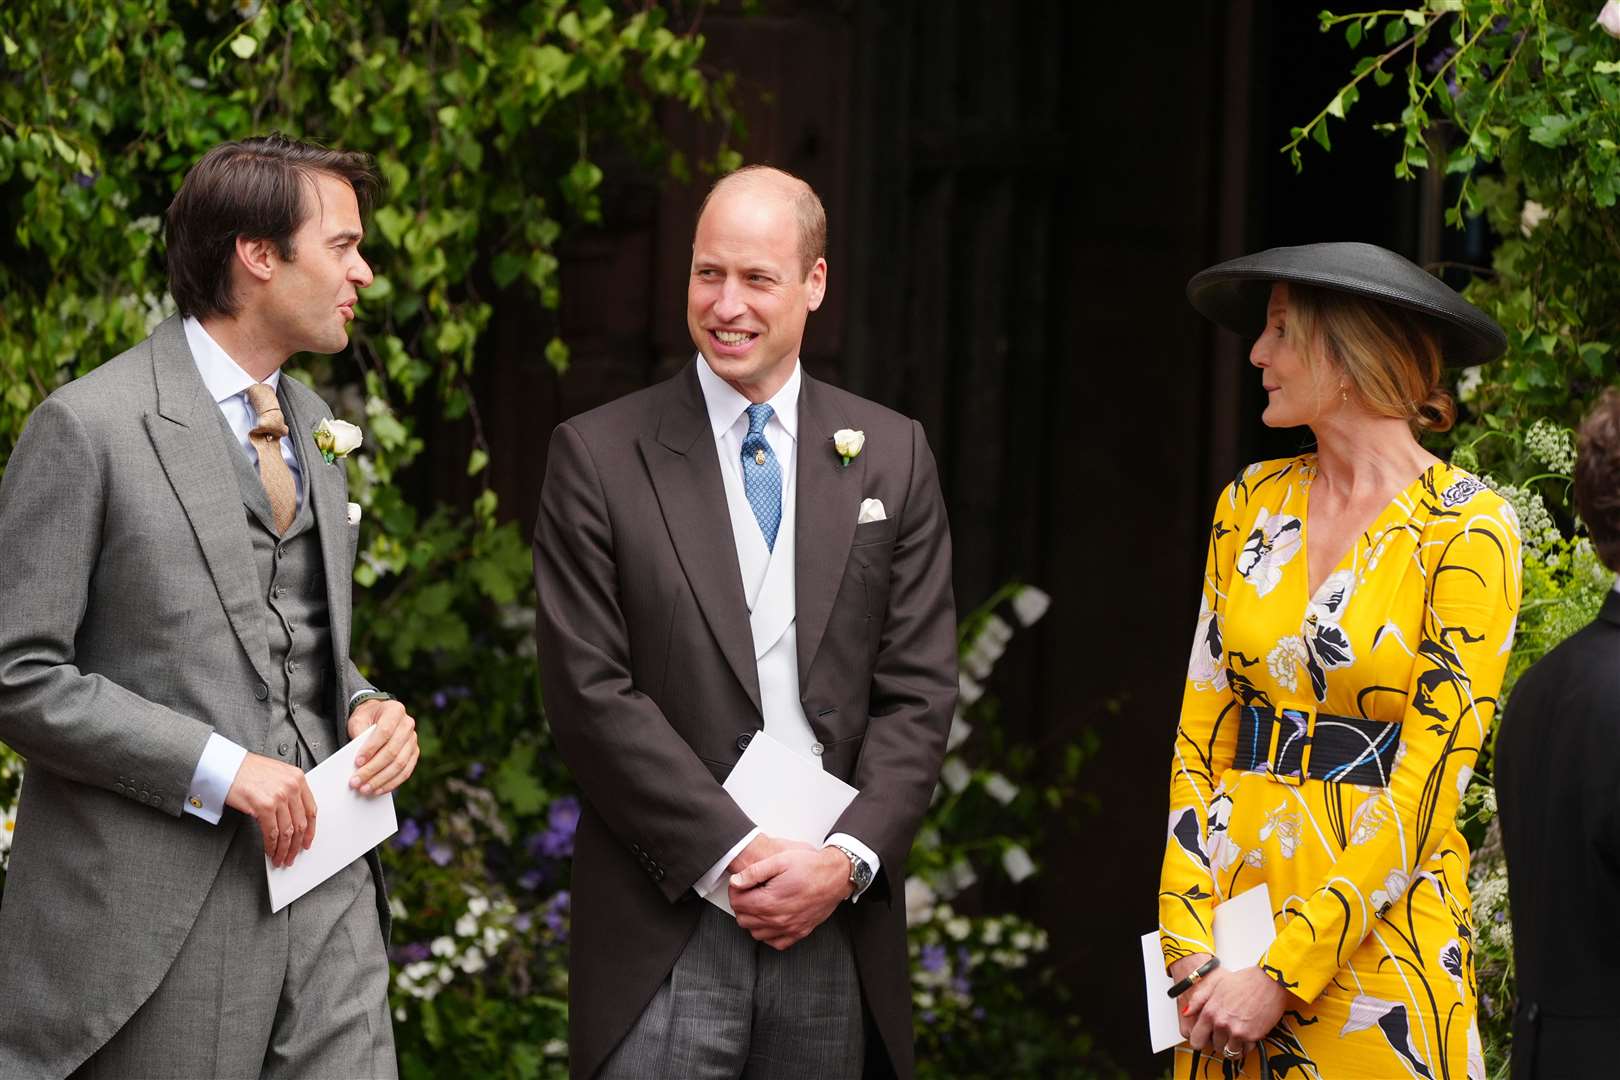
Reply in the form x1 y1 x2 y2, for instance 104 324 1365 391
1186 241 1507 366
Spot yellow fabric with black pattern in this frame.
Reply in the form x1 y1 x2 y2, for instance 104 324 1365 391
1159 455 1521 1079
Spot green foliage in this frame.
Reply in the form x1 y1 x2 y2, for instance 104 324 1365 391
1295 3 1620 1073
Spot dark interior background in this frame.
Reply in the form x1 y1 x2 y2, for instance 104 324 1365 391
418 3 1483 1074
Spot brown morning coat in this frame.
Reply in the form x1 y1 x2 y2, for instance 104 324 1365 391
532 361 958 1080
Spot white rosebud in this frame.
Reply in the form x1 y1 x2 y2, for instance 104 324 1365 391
430 936 456 958
543 1039 568 1058
1519 200 1549 236
982 772 1019 805
467 895 491 918
957 671 985 707
940 756 972 794
455 913 478 938
313 417 364 460
1002 844 1037 883
946 859 978 894
1011 585 1051 627
388 896 408 920
832 428 865 460
394 1006 407 1022
946 711 973 752
981 614 1014 646
1601 1 1620 38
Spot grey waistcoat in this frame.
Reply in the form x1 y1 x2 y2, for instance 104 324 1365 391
214 403 339 768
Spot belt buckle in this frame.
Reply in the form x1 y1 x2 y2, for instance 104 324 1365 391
1267 704 1314 786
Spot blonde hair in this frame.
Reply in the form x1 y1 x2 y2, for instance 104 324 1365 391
1285 282 1455 433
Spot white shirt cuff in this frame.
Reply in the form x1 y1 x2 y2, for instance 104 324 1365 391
693 826 761 898
347 687 379 710
824 833 881 902
183 733 248 824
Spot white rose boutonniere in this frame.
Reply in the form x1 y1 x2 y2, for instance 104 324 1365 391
832 428 865 469
313 418 363 464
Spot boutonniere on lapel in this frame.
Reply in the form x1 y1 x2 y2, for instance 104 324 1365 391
312 418 364 465
832 428 865 469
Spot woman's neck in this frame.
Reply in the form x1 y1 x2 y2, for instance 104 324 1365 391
1308 413 1437 498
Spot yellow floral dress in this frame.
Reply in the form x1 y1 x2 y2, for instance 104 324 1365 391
1159 455 1521 1079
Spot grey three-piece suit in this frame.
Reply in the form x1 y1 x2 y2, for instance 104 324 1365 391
0 316 393 1078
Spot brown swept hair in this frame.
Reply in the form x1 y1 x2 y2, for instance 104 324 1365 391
1575 388 1620 573
165 134 379 320
1286 282 1456 433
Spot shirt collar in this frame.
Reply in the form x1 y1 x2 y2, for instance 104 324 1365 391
694 353 800 443
183 316 281 404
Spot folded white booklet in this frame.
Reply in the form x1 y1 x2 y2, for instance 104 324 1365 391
1142 883 1277 1053
703 730 860 915
265 727 398 913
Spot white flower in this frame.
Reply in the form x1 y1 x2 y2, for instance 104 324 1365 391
543 1039 568 1058
904 876 937 926
1266 636 1308 693
1187 594 1228 691
1011 586 1051 627
945 710 973 752
313 417 364 462
1236 508 1303 597
455 913 478 938
1600 1 1620 39
940 757 972 794
945 917 972 941
1370 868 1410 915
1001 844 1037 883
466 895 491 918
832 428 865 464
1456 365 1484 403
982 920 1004 945
0 806 14 857
457 948 487 974
981 772 1019 805
957 671 985 706
1519 200 1550 236
430 936 456 958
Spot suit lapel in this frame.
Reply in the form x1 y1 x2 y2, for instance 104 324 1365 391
640 364 763 714
281 376 353 742
143 317 274 689
794 373 861 688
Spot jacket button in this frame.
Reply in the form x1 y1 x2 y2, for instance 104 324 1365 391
277 742 290 757
811 742 824 756
151 795 162 808
114 783 126 795
255 683 269 701
737 733 753 751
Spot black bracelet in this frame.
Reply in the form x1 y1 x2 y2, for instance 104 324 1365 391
1166 955 1220 998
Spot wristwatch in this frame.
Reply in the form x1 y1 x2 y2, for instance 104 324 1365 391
833 845 874 898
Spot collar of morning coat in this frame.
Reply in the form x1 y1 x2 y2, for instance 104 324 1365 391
695 352 801 445
183 315 282 404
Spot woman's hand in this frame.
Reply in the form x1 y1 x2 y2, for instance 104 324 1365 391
1180 965 1293 1062
1169 953 1215 1048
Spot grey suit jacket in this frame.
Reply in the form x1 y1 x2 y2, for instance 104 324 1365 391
0 316 382 1078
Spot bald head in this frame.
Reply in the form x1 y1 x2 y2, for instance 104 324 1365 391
694 165 826 280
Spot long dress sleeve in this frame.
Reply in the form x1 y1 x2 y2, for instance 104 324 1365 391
1159 479 1248 966
1258 497 1521 1002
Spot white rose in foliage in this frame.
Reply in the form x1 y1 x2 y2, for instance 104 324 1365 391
1600 1 1620 38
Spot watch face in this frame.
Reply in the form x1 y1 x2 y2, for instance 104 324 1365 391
853 860 874 889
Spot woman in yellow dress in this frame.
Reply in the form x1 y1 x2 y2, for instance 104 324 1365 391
1159 243 1522 1078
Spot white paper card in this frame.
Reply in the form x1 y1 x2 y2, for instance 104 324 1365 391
1142 883 1277 1054
265 728 397 913
703 730 859 915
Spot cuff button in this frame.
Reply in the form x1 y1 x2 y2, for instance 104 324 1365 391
189 796 204 809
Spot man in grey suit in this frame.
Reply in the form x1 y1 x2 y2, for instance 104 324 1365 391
534 166 958 1078
0 135 420 1078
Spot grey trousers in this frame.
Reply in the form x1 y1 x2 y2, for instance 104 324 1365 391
71 816 396 1080
598 904 865 1080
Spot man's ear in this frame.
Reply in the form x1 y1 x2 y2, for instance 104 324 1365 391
805 257 828 312
234 235 277 284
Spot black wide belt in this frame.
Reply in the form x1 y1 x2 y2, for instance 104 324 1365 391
1233 705 1400 787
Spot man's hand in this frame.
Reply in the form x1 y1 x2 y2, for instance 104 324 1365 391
226 753 317 868
347 697 420 796
729 846 852 950
726 833 813 876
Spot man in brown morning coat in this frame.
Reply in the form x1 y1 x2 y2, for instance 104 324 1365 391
532 166 957 1078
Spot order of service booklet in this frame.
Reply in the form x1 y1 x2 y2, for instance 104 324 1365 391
1141 883 1278 1054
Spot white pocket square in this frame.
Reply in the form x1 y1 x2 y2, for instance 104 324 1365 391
858 498 886 524
346 501 363 527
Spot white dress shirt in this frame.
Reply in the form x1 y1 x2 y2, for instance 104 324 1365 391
180 318 314 824
688 355 881 902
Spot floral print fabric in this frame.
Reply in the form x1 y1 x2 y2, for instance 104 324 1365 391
1159 456 1521 1078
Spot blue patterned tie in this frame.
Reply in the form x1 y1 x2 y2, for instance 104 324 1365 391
741 403 782 550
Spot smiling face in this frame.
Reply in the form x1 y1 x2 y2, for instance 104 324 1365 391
261 171 373 355
686 177 827 403
1250 282 1343 428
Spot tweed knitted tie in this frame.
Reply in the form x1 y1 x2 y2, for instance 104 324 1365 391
245 383 296 534
741 403 782 551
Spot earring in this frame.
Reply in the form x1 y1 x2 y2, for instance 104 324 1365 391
1340 384 1348 404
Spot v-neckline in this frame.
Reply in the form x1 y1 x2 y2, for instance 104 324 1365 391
1298 457 1437 602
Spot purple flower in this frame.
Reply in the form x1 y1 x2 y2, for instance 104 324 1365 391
514 913 533 933
432 691 448 710
392 941 431 964
467 762 485 781
425 824 453 866
543 890 571 940
518 869 544 891
919 944 947 973
394 818 421 849
952 971 972 998
531 796 581 859
921 1010 937 1024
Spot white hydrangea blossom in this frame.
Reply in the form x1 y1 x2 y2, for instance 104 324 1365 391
1524 418 1576 474
1483 477 1562 560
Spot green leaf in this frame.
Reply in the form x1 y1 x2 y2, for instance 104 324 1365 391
544 336 570 374
466 448 488 477
1311 121 1332 152
1596 61 1620 75
1346 21 1362 48
1327 93 1345 120
228 34 257 59
1528 114 1577 148
493 743 547 815
2 34 18 56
